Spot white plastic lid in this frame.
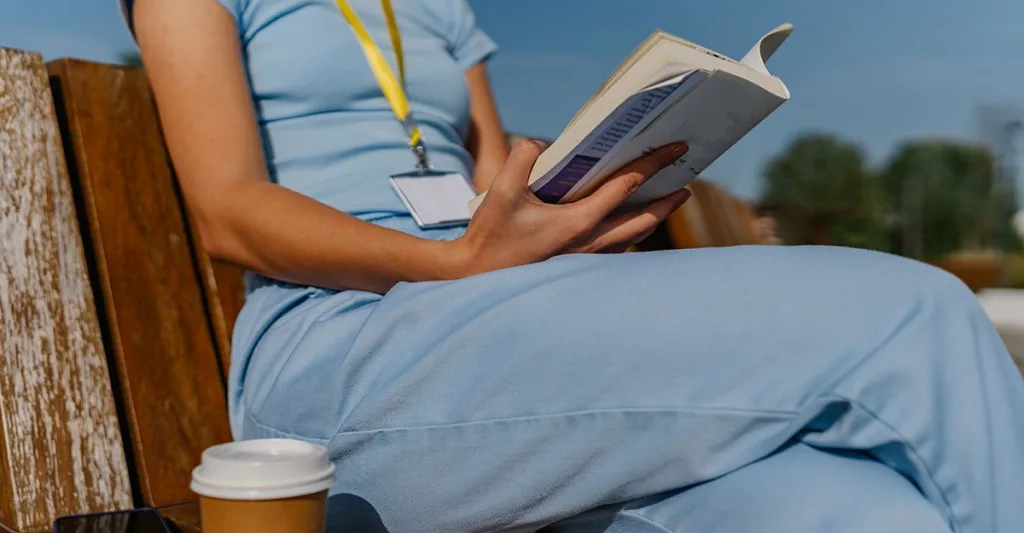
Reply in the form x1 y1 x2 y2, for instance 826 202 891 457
191 439 335 501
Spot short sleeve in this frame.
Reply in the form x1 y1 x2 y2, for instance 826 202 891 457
119 0 245 37
445 0 498 70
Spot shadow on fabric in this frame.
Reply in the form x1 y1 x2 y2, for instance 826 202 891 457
323 492 620 532
326 494 389 533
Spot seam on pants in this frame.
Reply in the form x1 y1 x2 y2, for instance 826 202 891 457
246 292 378 427
247 404 798 442
814 300 922 394
247 414 332 444
246 314 326 417
816 393 958 533
616 511 675 533
325 405 800 437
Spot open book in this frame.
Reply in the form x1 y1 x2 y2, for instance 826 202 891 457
468 23 794 214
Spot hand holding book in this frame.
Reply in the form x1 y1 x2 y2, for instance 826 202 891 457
451 140 691 275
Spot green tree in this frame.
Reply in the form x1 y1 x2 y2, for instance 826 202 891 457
761 133 888 249
880 140 1021 259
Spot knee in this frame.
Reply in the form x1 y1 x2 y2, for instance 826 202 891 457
842 248 969 293
885 253 988 327
834 248 981 318
838 249 1005 373
776 246 970 295
894 255 974 301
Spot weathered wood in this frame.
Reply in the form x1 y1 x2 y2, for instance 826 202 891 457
0 48 133 533
47 58 233 508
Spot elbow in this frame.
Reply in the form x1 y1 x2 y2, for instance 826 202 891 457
184 179 261 267
190 208 238 264
197 224 231 262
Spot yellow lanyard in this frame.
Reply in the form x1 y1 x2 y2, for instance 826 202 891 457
336 0 429 169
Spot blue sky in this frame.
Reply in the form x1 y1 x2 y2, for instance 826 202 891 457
2 0 1022 200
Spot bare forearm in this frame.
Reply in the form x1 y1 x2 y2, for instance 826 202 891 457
465 64 509 192
199 180 466 293
472 138 509 193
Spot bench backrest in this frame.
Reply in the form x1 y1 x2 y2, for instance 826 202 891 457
0 48 133 533
663 179 761 250
47 58 241 509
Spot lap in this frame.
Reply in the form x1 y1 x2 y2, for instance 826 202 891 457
231 245 977 531
238 245 966 440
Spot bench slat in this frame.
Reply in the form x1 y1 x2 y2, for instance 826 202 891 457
688 181 735 247
728 196 761 246
48 58 234 508
188 217 246 382
664 185 711 249
0 48 133 533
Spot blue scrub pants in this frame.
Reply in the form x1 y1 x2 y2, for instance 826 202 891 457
230 244 1024 533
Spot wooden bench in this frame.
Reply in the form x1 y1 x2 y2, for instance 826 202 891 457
636 179 763 252
47 55 244 510
1 49 765 531
2 49 240 532
0 47 134 533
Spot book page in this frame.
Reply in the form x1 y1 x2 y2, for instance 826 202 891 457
739 23 794 76
531 70 709 203
565 28 790 134
575 71 786 206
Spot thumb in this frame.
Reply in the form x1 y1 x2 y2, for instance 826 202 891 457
491 139 545 196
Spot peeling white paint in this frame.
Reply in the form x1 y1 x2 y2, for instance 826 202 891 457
0 49 133 531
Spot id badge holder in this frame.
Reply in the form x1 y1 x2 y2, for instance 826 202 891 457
389 168 477 230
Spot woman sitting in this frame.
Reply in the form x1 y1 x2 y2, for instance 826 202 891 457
123 0 1024 531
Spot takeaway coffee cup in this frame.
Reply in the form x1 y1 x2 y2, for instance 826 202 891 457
191 439 335 533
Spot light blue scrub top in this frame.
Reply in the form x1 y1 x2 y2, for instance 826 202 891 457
121 0 497 235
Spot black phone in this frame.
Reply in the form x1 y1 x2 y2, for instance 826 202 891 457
54 509 171 533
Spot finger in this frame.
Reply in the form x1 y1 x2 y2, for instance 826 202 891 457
597 243 633 254
601 188 691 238
575 142 688 221
490 139 546 196
580 188 690 252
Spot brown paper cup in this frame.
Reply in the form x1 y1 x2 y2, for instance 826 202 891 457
199 490 328 533
191 439 335 533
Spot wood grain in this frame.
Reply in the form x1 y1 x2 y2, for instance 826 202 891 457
0 48 133 533
47 58 233 509
188 219 246 381
662 179 762 250
158 502 201 533
689 180 733 247
699 181 748 247
664 184 709 249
